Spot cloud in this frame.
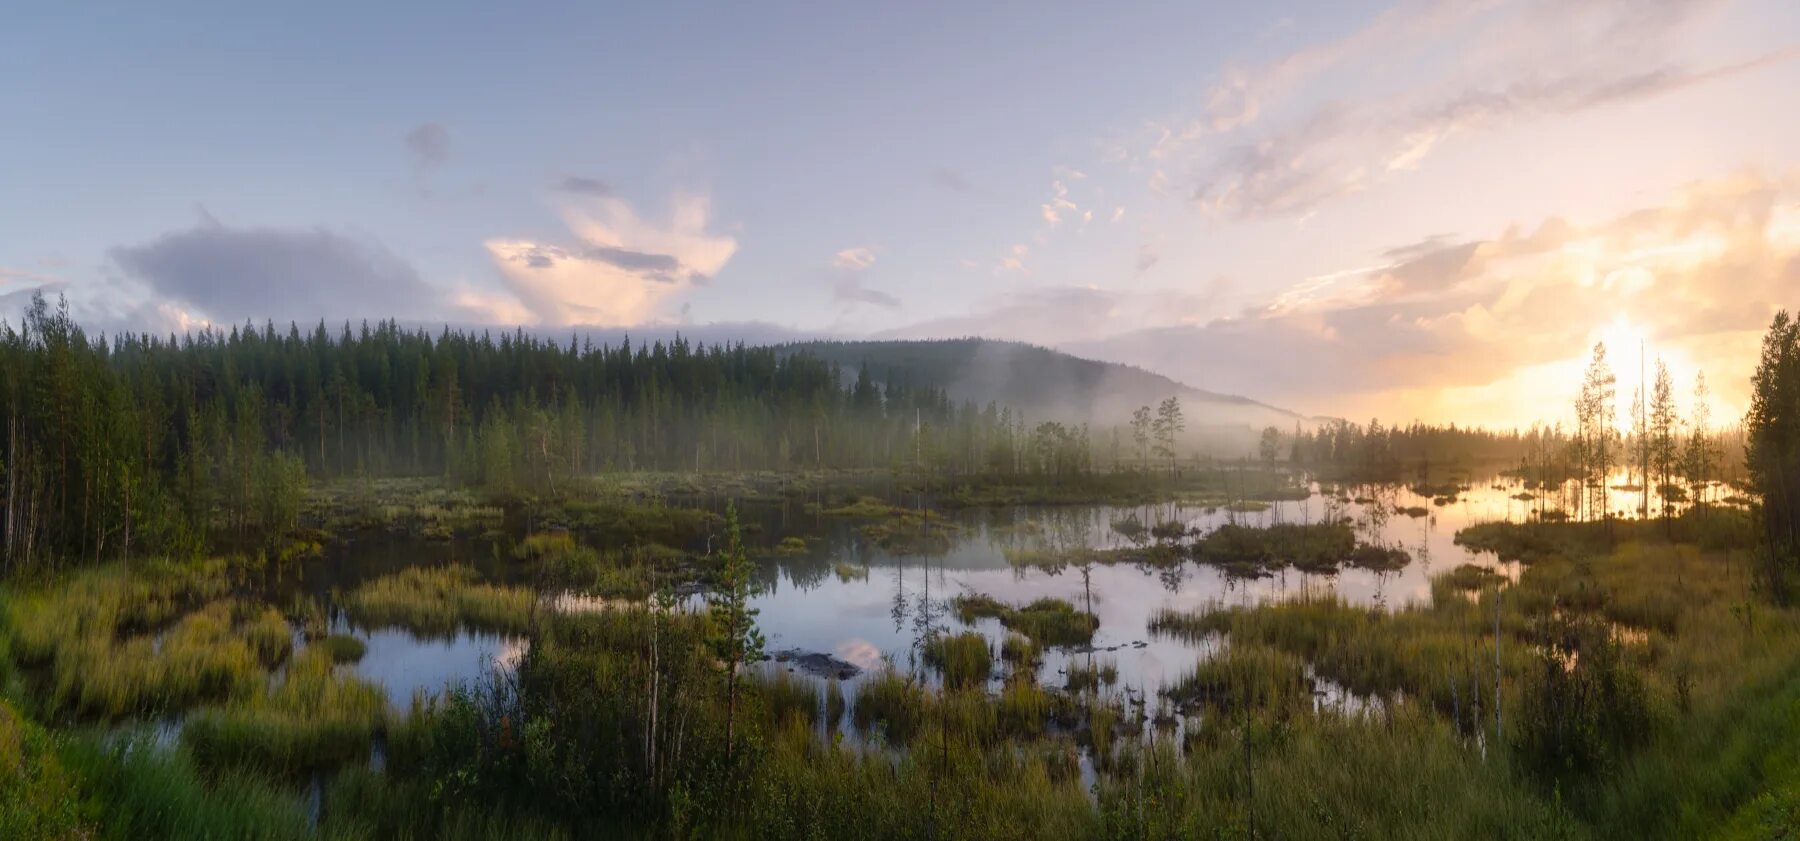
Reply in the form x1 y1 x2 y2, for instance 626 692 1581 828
1040 180 1077 225
110 224 440 324
405 123 450 168
995 243 1030 275
932 168 971 192
1064 172 1800 423
1136 246 1161 274
554 176 613 197
832 246 877 271
832 276 901 309
480 192 737 326
1133 0 1792 219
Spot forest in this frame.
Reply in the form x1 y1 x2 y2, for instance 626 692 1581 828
0 301 1798 840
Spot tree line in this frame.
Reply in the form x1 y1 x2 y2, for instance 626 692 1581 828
0 296 1083 573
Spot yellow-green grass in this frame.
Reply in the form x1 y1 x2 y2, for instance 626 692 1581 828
344 565 536 636
953 594 1098 647
182 647 387 776
923 632 993 689
0 698 87 838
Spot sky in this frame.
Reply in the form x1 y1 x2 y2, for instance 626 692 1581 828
4 0 1799 427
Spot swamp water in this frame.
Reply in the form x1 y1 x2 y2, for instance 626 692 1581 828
314 474 1567 713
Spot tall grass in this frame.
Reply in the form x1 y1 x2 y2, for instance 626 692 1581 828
182 647 387 776
953 594 1098 647
345 565 536 635
923 632 993 689
0 698 86 838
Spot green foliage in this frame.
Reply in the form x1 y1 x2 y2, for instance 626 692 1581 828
1514 614 1652 787
60 734 312 840
0 698 87 838
1748 309 1800 601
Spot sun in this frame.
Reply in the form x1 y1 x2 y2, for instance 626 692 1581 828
1593 315 1651 362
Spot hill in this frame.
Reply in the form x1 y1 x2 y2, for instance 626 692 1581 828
784 338 1313 437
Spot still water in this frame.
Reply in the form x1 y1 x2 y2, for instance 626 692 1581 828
325 473 1582 709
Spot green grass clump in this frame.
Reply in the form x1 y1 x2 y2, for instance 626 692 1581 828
1000 633 1041 669
182 647 387 776
996 677 1052 738
60 733 312 840
852 669 927 744
315 633 368 663
924 632 993 689
1164 645 1311 712
758 669 820 727
954 594 1098 647
0 699 87 838
515 530 578 560
345 565 537 635
833 561 868 582
47 600 264 718
1441 563 1506 592
1192 522 1363 576
242 606 293 667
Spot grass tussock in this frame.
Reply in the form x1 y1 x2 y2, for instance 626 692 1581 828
954 594 1098 647
345 565 537 635
923 632 993 689
182 647 387 777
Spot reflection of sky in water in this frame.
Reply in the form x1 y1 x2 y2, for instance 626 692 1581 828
336 470 1711 709
347 626 525 709
751 476 1567 700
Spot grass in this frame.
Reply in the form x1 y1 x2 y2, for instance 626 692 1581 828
758 668 820 727
852 668 928 744
954 594 1098 647
1442 563 1506 591
182 647 387 777
27 597 267 719
1000 633 1041 669
832 561 868 582
1163 644 1312 713
924 632 993 689
0 698 87 838
344 565 537 635
315 633 368 663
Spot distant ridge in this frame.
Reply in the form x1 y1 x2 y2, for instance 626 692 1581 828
782 338 1315 433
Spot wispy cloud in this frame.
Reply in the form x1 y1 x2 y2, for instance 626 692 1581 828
832 246 877 271
554 175 613 197
481 192 737 326
1066 172 1800 421
1120 0 1794 219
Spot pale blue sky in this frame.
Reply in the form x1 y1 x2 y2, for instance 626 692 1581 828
5 0 1800 422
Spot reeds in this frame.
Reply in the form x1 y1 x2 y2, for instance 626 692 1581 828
344 565 536 635
923 631 993 689
954 594 1098 647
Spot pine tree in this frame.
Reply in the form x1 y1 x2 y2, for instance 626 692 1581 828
707 501 765 763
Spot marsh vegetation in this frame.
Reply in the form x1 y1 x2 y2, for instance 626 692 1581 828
1 305 1798 838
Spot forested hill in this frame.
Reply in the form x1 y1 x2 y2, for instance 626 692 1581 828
782 338 1312 431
